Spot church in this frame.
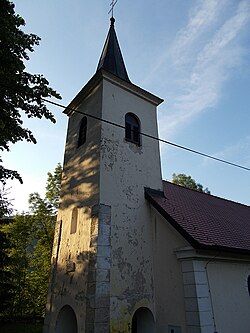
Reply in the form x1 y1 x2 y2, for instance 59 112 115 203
43 16 250 333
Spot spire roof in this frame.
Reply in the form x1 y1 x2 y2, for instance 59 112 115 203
97 17 130 83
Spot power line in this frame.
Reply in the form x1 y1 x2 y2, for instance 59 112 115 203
41 98 250 172
1 82 249 171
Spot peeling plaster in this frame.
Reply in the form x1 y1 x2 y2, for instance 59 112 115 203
44 77 163 333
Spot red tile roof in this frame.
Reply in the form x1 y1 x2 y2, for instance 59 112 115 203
145 181 250 254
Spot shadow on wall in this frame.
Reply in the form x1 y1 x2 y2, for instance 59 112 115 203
45 106 104 331
46 249 98 332
59 110 101 210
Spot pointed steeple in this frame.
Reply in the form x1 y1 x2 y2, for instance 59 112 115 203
97 17 130 83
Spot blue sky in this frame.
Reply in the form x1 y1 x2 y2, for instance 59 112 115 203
3 0 250 211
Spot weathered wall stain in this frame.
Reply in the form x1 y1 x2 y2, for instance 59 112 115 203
44 74 165 333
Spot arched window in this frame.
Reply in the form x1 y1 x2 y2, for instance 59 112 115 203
125 113 141 146
70 207 78 234
78 116 87 147
248 275 250 295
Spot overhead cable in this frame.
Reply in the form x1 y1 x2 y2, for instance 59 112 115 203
41 98 250 172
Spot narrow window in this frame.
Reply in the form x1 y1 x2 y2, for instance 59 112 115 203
70 207 78 234
248 275 250 295
78 116 87 147
125 113 141 146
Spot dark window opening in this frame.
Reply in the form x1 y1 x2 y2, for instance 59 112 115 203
70 208 78 234
125 113 141 146
78 117 87 147
248 275 250 295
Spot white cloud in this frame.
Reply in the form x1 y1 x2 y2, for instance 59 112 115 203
158 0 250 138
195 1 250 69
211 135 250 166
143 0 224 85
171 0 225 66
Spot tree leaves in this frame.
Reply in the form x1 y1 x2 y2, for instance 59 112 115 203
0 0 61 183
172 173 211 194
0 163 62 318
45 163 62 210
0 184 13 217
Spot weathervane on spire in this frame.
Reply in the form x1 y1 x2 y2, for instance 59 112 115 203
108 0 118 18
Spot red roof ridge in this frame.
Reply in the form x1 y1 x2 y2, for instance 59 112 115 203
163 180 250 208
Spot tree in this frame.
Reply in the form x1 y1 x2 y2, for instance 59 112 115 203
0 0 61 184
1 214 34 317
0 187 14 318
172 173 211 194
0 185 13 218
45 163 62 210
0 163 62 318
0 217 15 318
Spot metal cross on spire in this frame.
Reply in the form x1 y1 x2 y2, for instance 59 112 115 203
108 0 118 18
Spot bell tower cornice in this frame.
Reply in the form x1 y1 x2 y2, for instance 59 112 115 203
64 69 163 116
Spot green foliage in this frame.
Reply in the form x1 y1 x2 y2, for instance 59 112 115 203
0 0 61 184
0 185 13 218
2 215 34 316
3 212 54 317
0 321 43 333
0 164 62 318
45 163 62 210
0 218 15 316
0 187 14 312
172 173 211 194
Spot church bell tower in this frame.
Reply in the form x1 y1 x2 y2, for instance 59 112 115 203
44 17 163 333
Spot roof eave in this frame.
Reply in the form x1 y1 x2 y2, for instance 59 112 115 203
63 71 103 115
145 188 202 249
63 69 164 116
145 187 250 256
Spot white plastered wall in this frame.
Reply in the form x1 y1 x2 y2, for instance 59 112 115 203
176 248 250 333
207 260 250 333
151 208 188 333
99 78 163 332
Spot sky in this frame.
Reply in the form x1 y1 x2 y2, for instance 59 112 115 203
3 0 250 212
